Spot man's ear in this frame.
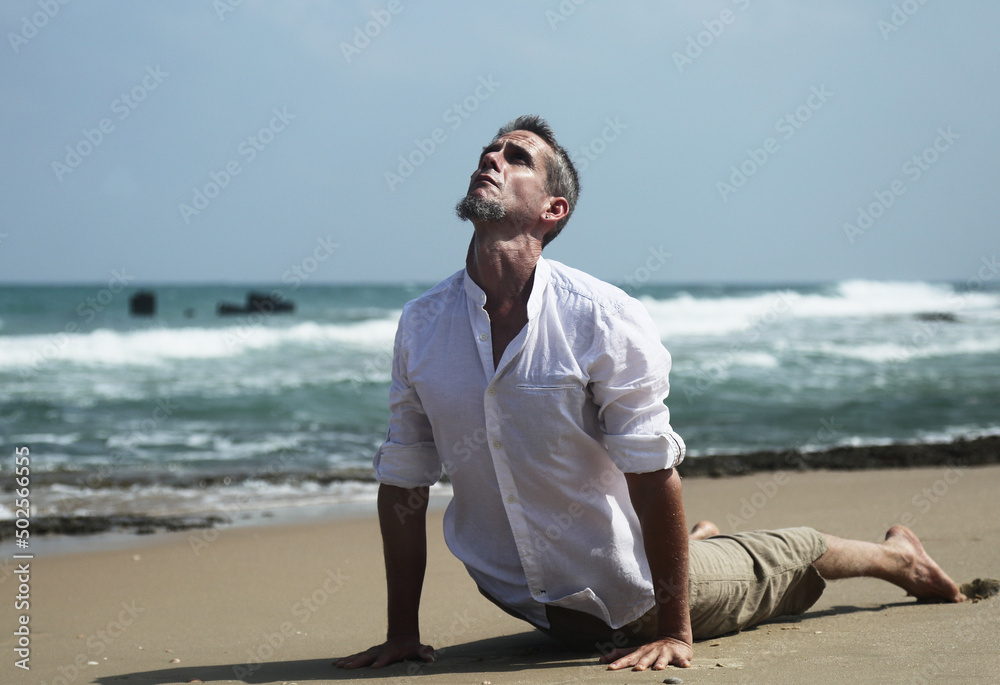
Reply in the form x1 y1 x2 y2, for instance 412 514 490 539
544 197 569 222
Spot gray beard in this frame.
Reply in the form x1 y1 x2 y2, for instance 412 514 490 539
455 194 506 223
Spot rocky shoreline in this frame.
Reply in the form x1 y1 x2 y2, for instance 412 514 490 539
4 435 998 540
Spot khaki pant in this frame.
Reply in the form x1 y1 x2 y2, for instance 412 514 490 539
481 527 829 650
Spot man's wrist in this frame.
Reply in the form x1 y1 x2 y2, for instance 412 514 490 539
653 632 692 644
654 625 693 646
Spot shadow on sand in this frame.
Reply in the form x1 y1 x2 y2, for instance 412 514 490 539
93 631 599 684
93 602 921 684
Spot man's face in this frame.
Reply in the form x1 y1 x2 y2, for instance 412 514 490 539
456 130 552 225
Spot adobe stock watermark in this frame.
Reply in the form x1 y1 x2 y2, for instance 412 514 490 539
19 268 134 379
8 0 71 54
348 287 454 394
384 75 501 192
349 292 451 394
725 417 845 531
36 600 145 685
348 349 392 394
187 447 301 557
178 107 295 225
683 291 798 402
619 245 671 293
896 464 964 529
841 126 958 244
716 85 833 202
404 611 476 677
878 0 933 40
575 117 628 172
532 463 653 558
222 235 338 349
914 597 1000 684
392 407 515 525
545 0 587 31
233 567 348 680
74 396 177 491
673 0 752 73
341 0 408 63
51 65 169 182
213 0 244 21
883 254 997 369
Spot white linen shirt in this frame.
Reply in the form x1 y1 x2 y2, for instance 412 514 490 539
373 256 685 629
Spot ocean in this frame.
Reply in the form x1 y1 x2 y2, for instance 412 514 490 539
2 279 999 523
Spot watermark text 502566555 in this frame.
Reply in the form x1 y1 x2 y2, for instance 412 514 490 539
13 446 33 671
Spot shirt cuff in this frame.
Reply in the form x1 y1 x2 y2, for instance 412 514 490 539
373 441 443 487
604 432 686 474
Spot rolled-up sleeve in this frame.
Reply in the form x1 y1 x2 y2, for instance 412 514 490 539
372 307 443 488
588 299 685 474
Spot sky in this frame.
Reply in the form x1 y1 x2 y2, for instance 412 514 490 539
1 1 998 285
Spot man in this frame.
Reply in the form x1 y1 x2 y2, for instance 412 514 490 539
336 115 964 672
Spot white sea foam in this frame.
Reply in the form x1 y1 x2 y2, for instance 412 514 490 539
732 351 780 368
1 479 454 519
676 351 780 373
641 290 801 337
803 337 1000 363
0 317 401 369
16 433 82 445
787 280 997 318
643 280 1000 339
794 424 1000 454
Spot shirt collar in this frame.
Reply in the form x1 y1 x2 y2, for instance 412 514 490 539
526 256 549 320
463 256 551 320
463 268 487 307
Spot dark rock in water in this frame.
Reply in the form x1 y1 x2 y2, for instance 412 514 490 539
0 514 226 541
129 290 156 316
676 435 1000 478
217 291 294 315
248 291 294 313
217 301 245 315
915 312 957 323
960 578 1000 601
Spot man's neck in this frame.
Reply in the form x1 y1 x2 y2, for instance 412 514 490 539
466 228 541 315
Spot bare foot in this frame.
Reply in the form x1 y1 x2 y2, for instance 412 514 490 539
883 526 966 603
689 520 720 541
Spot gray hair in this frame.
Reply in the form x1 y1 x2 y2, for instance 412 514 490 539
493 115 580 247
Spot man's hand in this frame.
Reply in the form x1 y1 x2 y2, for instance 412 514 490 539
334 635 436 669
600 636 693 671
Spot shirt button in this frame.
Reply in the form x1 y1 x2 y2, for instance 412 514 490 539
507 495 516 504
479 333 488 341
492 440 501 449
487 387 496 396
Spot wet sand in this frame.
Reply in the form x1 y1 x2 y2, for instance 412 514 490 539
3 464 999 685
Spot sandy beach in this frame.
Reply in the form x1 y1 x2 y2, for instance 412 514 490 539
5 464 999 685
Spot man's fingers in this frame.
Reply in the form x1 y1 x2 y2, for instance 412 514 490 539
335 643 398 669
601 647 639 670
602 643 692 671
334 648 378 669
335 641 436 670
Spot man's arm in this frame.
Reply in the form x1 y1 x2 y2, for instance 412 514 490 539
602 467 693 671
334 484 436 669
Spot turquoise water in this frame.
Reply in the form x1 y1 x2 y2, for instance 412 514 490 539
2 279 998 517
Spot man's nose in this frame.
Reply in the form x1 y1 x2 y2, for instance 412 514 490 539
480 148 502 172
